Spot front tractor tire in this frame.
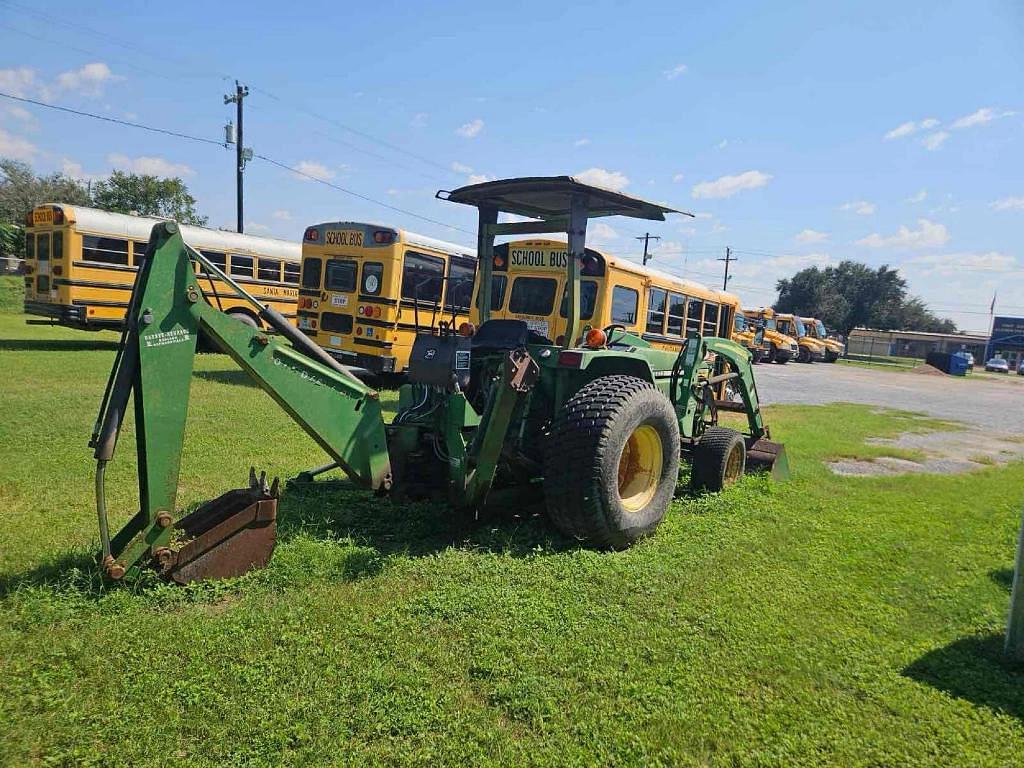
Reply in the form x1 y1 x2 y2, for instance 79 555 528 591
543 375 681 549
691 427 746 493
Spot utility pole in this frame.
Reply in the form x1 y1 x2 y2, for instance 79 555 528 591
224 81 249 233
718 246 736 290
635 233 661 266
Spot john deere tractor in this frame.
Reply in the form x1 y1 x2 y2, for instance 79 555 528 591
91 176 787 584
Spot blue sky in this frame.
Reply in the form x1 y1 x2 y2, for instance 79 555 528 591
1 0 1021 331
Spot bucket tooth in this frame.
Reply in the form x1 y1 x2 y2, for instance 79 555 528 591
157 475 279 585
746 438 790 481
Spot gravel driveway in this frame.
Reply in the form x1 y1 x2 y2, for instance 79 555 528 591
753 361 1024 433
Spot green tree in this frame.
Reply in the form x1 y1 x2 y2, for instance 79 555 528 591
775 260 956 338
0 158 92 226
90 171 208 225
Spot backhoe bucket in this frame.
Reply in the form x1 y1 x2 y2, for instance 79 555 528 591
746 438 790 481
157 470 279 585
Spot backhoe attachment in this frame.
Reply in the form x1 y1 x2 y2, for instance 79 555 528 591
91 222 390 584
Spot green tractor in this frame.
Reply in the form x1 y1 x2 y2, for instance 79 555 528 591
91 176 787 584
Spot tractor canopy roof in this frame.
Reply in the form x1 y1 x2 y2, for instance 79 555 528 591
439 176 692 221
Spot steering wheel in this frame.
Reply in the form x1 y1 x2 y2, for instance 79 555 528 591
603 324 628 347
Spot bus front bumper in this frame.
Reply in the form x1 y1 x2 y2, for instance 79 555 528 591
324 347 397 377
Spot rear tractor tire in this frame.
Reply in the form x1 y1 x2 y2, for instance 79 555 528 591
691 426 746 493
543 375 681 549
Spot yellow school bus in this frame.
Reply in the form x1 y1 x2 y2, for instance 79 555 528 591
298 221 476 375
472 239 736 349
22 203 301 330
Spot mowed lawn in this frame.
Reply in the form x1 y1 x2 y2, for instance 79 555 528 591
2 282 1024 766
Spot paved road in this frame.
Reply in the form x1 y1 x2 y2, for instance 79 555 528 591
752 361 1024 433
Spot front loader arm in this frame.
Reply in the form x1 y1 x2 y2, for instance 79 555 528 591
92 222 391 581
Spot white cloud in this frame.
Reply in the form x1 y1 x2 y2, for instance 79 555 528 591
291 160 335 182
61 158 103 181
108 153 194 177
691 170 771 199
0 67 37 98
672 172 685 183
456 118 484 138
246 222 270 233
451 161 473 174
991 197 1024 212
574 137 591 147
589 222 619 242
272 209 292 220
678 226 697 237
0 128 38 161
840 200 876 215
905 189 928 204
54 62 117 97
410 112 428 128
693 212 713 219
908 251 1016 276
467 173 495 184
795 229 829 244
717 139 728 150
856 218 949 249
951 107 1016 130
3 104 33 122
921 131 950 151
575 167 630 191
884 118 940 140
663 63 688 80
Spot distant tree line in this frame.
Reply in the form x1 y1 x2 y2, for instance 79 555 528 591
0 158 207 259
774 261 957 339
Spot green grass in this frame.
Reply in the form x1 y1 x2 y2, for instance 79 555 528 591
0 274 24 313
2 309 1024 766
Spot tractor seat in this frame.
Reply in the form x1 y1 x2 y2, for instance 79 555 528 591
472 319 552 351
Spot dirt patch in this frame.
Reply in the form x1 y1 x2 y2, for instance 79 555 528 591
911 363 947 377
828 429 1024 477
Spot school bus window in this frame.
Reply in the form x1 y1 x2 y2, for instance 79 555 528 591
82 235 127 265
401 251 444 304
445 256 475 311
610 285 638 325
25 233 34 260
558 280 598 320
509 276 557 315
52 232 63 260
132 241 148 265
325 258 357 292
647 288 666 334
667 293 686 336
229 254 253 278
301 257 321 288
37 233 50 262
703 302 719 336
201 250 226 274
361 262 383 295
284 262 300 285
490 275 508 310
258 258 282 282
686 299 703 335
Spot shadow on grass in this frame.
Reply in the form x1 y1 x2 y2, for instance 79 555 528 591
0 337 118 352
903 633 1024 720
276 479 570 559
193 369 260 388
0 550 108 600
991 568 1013 592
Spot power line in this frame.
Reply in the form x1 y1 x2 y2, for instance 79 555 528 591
0 90 473 238
0 92 225 147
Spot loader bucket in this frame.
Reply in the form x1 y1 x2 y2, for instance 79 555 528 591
746 438 790 481
156 470 279 585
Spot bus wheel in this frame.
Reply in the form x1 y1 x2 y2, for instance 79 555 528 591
543 375 680 550
767 344 778 363
228 311 260 329
797 346 812 364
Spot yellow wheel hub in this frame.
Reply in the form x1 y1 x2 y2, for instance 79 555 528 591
617 423 664 513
